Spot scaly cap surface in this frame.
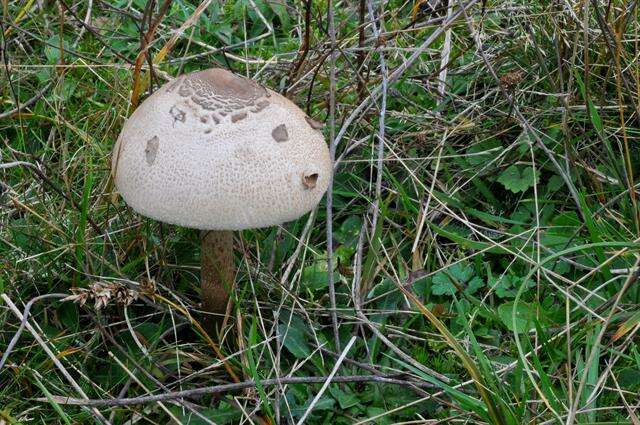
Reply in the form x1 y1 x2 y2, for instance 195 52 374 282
112 68 331 230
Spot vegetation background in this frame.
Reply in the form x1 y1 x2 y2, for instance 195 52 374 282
1 0 640 423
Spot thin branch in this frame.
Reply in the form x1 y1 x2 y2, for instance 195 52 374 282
1 294 110 424
0 293 68 371
0 82 52 120
333 0 480 148
296 335 357 424
456 0 584 217
326 0 341 351
38 373 436 407
366 0 388 237
286 0 313 94
565 259 640 424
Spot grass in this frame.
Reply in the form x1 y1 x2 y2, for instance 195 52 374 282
1 0 640 423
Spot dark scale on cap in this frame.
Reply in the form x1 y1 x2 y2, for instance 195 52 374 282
272 124 289 142
177 69 267 114
170 106 186 124
145 136 160 165
164 76 183 93
252 100 270 113
231 112 247 123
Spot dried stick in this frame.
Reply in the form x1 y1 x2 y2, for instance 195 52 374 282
1 294 110 424
333 0 480 149
0 82 52 120
326 0 341 351
565 259 640 424
366 0 388 241
296 335 357 424
39 373 436 407
456 0 583 216
0 293 67 370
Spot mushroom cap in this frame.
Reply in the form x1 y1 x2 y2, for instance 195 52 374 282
112 68 331 230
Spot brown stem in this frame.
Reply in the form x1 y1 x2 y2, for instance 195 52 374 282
200 230 234 330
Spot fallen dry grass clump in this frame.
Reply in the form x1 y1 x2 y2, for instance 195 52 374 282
1 0 640 423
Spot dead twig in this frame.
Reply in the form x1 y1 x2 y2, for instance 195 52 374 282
38 373 436 407
1 294 111 424
0 293 68 371
0 82 52 120
56 0 134 65
296 335 357 424
326 0 341 352
285 0 313 95
129 0 172 110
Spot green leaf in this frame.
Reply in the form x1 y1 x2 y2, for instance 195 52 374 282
618 368 640 390
364 407 392 425
429 222 508 254
466 139 502 166
574 72 604 135
490 275 516 299
497 165 538 193
334 216 362 247
44 36 71 65
431 274 457 295
301 261 331 292
431 263 476 296
329 386 360 409
58 303 79 333
613 310 640 342
290 395 335 418
170 402 240 424
278 322 311 359
516 131 532 155
546 175 564 193
465 276 485 295
268 0 290 28
32 373 72 425
498 302 535 332
491 276 535 299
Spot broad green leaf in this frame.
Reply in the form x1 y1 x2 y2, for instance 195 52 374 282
499 302 535 332
278 322 311 359
618 368 640 390
301 256 338 292
497 165 538 193
465 276 485 295
329 387 360 410
364 407 392 424
431 263 479 296
490 275 533 299
170 402 240 424
290 395 335 418
466 138 502 166
431 274 457 295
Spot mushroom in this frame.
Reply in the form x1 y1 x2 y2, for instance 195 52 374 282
112 68 331 331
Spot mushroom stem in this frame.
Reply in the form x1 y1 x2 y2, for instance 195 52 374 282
200 230 235 331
